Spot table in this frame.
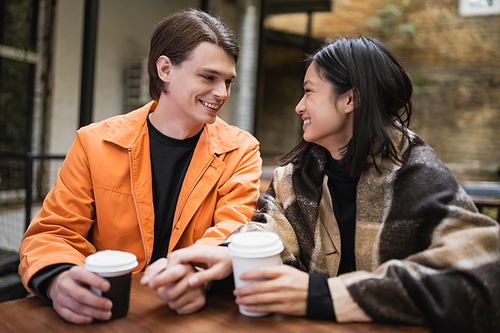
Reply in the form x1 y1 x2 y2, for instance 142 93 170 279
470 196 500 221
0 274 431 333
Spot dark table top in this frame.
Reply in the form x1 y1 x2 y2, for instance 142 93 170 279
0 273 431 333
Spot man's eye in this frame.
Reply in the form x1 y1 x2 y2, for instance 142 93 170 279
202 75 214 81
226 80 234 86
304 89 311 93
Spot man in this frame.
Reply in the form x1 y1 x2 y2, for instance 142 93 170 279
19 9 261 324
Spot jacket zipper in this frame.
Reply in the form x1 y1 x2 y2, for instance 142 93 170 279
129 148 147 271
172 154 216 231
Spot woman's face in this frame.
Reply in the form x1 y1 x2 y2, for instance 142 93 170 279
295 62 353 159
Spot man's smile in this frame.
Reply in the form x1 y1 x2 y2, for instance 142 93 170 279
200 100 221 110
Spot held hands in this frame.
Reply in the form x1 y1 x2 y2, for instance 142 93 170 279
140 257 206 314
166 244 233 287
140 245 309 317
47 266 112 324
140 245 232 314
234 265 309 316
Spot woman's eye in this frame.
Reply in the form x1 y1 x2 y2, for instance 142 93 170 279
304 89 311 93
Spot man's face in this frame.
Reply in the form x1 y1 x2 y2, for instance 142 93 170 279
164 42 236 128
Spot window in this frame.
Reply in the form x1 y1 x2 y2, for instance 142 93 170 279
0 0 38 153
459 0 500 16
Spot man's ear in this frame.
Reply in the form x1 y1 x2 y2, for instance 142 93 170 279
156 55 172 83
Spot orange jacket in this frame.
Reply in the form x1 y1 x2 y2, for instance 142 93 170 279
19 102 261 292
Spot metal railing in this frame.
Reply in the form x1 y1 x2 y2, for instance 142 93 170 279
0 152 65 251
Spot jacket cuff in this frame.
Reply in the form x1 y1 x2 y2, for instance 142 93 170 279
306 273 336 320
328 276 371 323
29 264 75 305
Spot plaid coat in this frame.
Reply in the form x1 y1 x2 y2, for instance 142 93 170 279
230 129 500 332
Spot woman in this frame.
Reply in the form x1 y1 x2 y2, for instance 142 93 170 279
142 37 500 332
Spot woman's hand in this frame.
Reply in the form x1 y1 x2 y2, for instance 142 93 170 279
233 265 309 316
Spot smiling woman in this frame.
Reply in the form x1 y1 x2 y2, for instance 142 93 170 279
234 37 499 332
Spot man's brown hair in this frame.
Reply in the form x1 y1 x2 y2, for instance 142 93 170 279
148 9 239 101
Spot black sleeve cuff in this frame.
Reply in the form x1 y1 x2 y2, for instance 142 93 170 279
306 273 336 321
29 264 75 305
207 273 235 295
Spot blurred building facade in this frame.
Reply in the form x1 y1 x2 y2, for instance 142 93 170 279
258 0 500 183
1 0 499 185
0 0 263 251
0 0 252 157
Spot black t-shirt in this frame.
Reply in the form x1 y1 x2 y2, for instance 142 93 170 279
324 154 360 275
147 115 201 262
30 116 202 303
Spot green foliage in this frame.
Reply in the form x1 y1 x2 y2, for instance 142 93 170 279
368 0 418 41
411 70 437 87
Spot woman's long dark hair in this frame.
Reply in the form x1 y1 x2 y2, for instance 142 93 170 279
278 36 413 177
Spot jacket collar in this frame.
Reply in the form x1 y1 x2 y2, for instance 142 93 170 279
102 101 242 154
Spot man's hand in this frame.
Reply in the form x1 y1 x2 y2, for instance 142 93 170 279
166 244 233 287
233 265 309 316
47 266 112 324
140 258 206 314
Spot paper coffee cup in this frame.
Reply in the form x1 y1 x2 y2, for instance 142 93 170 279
84 250 138 320
228 232 284 317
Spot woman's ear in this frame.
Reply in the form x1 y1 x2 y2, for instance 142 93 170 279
341 88 354 114
156 55 172 83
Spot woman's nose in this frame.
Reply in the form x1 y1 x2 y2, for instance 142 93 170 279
295 96 305 114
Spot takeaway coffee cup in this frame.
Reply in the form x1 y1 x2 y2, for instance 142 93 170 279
228 232 284 317
84 250 138 320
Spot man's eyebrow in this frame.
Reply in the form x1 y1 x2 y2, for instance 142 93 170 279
198 67 236 79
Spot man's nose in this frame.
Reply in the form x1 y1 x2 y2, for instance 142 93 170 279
213 81 229 100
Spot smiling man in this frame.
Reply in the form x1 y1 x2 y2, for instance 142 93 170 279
18 9 261 325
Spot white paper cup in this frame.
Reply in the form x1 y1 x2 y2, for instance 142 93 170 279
84 250 138 319
228 232 284 317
